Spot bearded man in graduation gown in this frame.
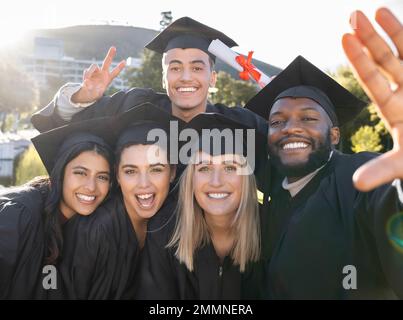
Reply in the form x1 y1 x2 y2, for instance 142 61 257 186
245 7 403 299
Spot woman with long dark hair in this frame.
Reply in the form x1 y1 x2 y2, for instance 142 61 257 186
51 103 184 299
0 117 114 299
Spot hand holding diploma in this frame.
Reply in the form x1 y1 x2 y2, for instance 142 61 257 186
208 39 271 88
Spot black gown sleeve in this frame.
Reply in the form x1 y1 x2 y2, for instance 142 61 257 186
135 217 181 300
31 87 166 132
62 220 113 299
56 197 140 300
30 98 69 133
359 180 403 298
0 189 45 299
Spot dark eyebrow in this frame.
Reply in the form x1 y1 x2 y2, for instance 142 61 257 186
72 166 110 175
190 60 207 65
301 107 321 112
121 163 167 169
270 107 320 118
72 166 88 171
168 60 183 65
269 111 283 118
121 164 137 169
150 163 167 167
97 171 110 176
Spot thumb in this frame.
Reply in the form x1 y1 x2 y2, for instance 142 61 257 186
353 150 403 191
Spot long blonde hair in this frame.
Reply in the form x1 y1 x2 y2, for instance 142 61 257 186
167 156 261 272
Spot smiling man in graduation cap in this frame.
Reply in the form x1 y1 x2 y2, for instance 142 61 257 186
31 17 267 139
245 54 403 299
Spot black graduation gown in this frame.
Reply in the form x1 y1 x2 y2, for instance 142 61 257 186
48 194 140 299
262 151 403 299
49 191 177 299
31 87 268 138
0 186 48 299
136 200 263 300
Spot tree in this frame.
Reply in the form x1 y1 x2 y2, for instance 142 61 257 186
331 65 391 153
351 125 383 153
14 145 47 186
0 61 39 131
123 50 164 92
210 71 258 107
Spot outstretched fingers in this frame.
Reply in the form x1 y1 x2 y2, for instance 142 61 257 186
375 8 403 60
350 10 403 86
101 46 117 72
110 60 126 79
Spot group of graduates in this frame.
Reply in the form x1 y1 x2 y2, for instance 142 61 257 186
1 7 403 299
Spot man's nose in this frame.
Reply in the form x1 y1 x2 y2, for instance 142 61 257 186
282 118 304 134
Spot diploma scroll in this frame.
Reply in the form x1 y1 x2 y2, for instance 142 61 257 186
208 39 272 88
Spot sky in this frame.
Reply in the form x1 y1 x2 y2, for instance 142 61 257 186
1 0 402 71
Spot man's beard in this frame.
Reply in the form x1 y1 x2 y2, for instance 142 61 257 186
268 130 333 179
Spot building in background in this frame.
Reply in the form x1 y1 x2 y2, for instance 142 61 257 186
20 37 141 91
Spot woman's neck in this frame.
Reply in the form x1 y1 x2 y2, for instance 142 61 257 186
124 201 148 249
59 201 76 220
204 212 235 261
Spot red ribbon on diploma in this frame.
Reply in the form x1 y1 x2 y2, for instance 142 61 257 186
235 51 261 82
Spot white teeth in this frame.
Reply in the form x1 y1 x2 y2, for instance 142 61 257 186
283 142 309 150
208 193 229 199
76 194 95 202
137 193 153 200
178 87 197 92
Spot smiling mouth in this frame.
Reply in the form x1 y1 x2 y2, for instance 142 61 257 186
177 87 197 93
136 193 155 209
76 193 96 204
207 192 230 200
281 142 310 151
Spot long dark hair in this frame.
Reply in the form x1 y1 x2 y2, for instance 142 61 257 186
43 142 114 265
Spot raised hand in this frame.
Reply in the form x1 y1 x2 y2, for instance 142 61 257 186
71 47 126 104
342 8 403 191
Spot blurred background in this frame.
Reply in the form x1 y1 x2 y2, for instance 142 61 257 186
0 0 401 187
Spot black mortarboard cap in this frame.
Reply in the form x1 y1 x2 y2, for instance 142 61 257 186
245 55 367 126
114 103 185 162
183 113 266 173
145 17 238 61
32 117 115 174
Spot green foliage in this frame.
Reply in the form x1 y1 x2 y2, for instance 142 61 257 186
330 65 391 153
14 145 48 186
210 71 258 107
331 65 370 103
123 50 164 92
1 113 16 132
0 61 39 131
351 125 383 153
0 61 39 114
